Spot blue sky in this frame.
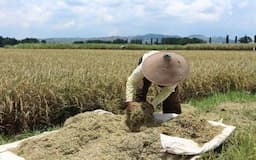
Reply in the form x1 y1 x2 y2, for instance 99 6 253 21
0 0 255 39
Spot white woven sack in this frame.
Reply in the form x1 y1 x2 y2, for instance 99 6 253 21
160 120 235 155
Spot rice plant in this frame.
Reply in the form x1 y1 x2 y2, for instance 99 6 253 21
0 49 255 134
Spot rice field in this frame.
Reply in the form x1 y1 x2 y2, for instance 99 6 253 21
8 42 256 50
0 49 255 134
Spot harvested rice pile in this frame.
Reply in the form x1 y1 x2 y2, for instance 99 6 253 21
161 114 223 144
14 111 223 160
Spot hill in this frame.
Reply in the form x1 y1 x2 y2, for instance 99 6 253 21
44 34 230 43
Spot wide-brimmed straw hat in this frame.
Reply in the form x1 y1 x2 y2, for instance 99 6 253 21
141 52 189 86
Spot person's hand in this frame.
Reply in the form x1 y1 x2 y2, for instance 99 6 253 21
126 101 140 112
125 101 154 132
125 101 141 132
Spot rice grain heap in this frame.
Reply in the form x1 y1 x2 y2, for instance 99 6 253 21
14 111 223 160
161 114 223 145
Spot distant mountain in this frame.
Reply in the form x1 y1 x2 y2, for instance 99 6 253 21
45 38 88 43
45 34 233 43
128 33 181 43
130 33 180 40
189 34 235 43
45 34 180 43
188 34 209 42
88 36 128 41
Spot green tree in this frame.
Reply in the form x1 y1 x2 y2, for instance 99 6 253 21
239 35 252 43
86 40 111 43
112 39 127 44
0 36 3 47
155 38 159 44
209 37 212 43
161 37 205 45
21 38 40 43
226 35 229 43
73 41 84 44
130 39 142 44
0 36 18 47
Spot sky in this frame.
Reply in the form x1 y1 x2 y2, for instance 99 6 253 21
0 0 255 39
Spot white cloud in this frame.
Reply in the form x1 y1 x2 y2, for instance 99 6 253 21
89 7 114 23
54 21 76 30
54 1 116 24
0 0 234 28
0 0 255 38
164 0 232 22
134 4 146 17
237 0 249 8
0 1 52 28
107 29 120 36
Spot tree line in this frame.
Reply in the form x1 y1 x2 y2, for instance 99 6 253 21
211 35 256 44
77 35 256 45
75 37 206 45
1 35 256 47
0 36 45 47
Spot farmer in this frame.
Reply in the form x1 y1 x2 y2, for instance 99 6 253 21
125 50 189 115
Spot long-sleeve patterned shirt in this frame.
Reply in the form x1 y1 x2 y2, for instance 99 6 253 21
126 51 176 107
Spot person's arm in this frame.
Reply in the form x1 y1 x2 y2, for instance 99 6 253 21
126 65 144 102
151 86 176 107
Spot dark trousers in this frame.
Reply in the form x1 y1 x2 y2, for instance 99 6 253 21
135 56 181 114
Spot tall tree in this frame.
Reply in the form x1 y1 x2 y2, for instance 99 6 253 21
130 39 142 44
155 38 159 44
226 35 229 44
209 37 212 43
0 36 3 47
234 36 238 43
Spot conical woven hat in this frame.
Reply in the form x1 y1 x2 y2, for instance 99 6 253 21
141 52 189 86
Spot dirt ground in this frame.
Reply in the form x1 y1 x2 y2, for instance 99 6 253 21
14 105 224 160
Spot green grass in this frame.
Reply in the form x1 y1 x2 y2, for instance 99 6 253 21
187 91 256 110
0 127 59 145
193 91 256 160
200 127 256 160
220 128 256 160
200 115 256 160
5 43 256 50
0 130 41 145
